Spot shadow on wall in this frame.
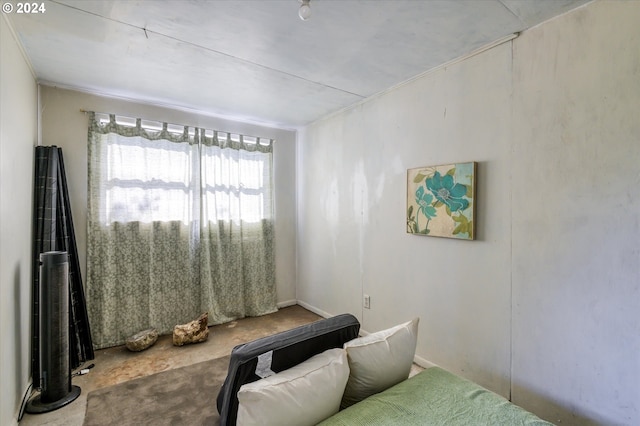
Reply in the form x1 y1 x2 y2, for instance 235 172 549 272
511 381 602 426
13 263 26 415
475 161 486 242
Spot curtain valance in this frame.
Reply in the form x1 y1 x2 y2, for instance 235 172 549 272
88 112 273 152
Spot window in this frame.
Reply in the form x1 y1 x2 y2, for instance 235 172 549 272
92 113 273 226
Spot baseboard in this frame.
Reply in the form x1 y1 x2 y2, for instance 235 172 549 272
276 299 298 309
295 300 334 319
413 354 438 369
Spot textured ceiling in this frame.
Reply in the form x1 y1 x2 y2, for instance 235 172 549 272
7 0 590 128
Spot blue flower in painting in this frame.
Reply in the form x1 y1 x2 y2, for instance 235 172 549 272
415 185 437 219
426 171 469 213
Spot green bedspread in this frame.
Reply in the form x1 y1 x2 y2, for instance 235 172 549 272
317 367 554 426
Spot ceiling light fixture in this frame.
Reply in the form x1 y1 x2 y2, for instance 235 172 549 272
299 0 311 21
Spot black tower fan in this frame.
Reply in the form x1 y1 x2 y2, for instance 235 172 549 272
26 251 81 413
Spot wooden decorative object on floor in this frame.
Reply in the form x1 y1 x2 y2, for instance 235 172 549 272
173 313 209 346
125 328 158 352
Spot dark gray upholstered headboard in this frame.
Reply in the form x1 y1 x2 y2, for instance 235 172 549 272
216 313 360 426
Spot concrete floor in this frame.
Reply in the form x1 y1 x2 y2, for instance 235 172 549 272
19 305 322 426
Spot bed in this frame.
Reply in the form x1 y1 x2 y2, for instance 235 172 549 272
318 365 552 425
216 314 552 426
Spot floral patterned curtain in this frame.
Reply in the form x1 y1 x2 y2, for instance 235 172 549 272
86 113 276 349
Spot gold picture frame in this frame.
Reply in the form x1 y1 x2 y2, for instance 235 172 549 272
407 162 476 240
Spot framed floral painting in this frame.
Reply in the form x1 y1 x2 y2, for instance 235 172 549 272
406 162 476 240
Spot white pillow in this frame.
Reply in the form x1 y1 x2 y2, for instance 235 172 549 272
236 348 350 426
341 317 419 408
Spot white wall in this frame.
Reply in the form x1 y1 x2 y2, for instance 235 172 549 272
511 2 640 425
0 15 38 426
39 86 298 309
298 41 514 396
297 1 639 424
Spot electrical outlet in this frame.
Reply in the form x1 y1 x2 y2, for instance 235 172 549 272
363 294 371 309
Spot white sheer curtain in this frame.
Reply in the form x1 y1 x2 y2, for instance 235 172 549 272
87 113 277 349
